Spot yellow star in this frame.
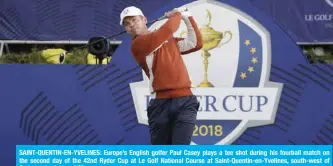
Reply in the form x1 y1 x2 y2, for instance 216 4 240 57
248 66 254 73
240 72 247 79
250 47 256 54
251 57 258 64
244 40 251 46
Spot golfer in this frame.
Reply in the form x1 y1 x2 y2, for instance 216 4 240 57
120 6 203 144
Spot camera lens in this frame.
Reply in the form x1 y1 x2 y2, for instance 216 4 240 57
94 43 102 50
87 36 112 58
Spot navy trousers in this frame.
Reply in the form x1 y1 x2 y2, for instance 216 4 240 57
146 95 199 145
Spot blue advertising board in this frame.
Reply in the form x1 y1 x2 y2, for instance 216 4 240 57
0 0 332 42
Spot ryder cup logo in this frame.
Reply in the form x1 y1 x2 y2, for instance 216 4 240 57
130 0 283 145
326 0 333 7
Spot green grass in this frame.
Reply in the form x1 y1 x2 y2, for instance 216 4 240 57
302 46 333 64
0 48 89 64
0 48 46 64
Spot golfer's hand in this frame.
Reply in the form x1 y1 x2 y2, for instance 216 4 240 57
164 9 181 19
175 7 191 19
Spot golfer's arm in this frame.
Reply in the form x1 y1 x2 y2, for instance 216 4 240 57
133 12 182 57
177 16 203 55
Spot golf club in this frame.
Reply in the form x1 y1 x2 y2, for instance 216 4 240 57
50 7 189 64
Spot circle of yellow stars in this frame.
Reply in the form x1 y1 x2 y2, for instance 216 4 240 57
240 39 258 80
